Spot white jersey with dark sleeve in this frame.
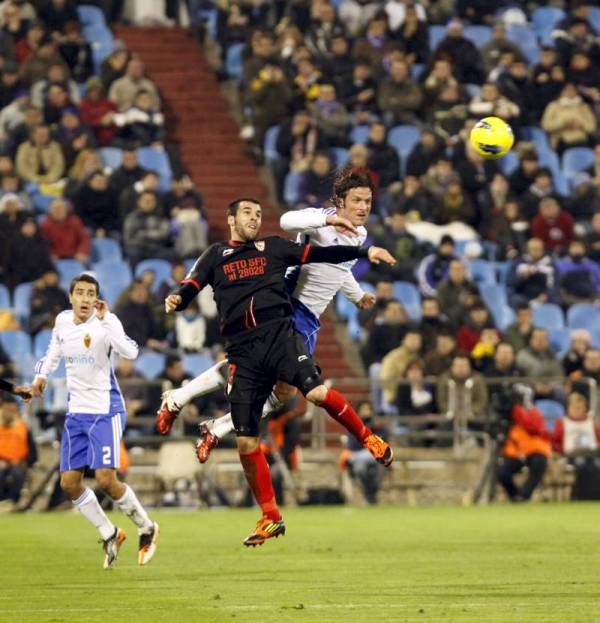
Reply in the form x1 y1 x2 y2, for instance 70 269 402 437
281 207 367 317
34 310 139 414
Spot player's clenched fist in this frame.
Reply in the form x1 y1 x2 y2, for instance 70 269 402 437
164 294 182 313
367 246 396 265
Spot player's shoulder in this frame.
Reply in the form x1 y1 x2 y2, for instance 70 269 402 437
54 310 73 328
357 225 368 243
322 206 336 216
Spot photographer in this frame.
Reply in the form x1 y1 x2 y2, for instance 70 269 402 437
496 384 551 502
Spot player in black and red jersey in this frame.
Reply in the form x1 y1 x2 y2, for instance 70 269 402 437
158 197 395 546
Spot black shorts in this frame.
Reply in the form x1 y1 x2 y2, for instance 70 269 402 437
225 318 323 435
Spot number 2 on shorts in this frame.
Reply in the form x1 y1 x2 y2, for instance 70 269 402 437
102 446 111 465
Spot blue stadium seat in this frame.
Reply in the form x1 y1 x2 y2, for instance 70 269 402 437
92 237 122 262
428 25 446 51
11 352 37 377
591 328 600 350
134 259 172 293
526 126 551 154
393 281 421 320
562 147 595 176
467 259 496 285
134 350 166 379
56 259 86 288
33 329 53 359
83 23 112 46
183 353 214 376
463 25 492 48
263 125 281 164
567 303 600 330
532 303 565 331
32 194 55 213
91 260 133 295
410 63 424 79
535 399 565 426
77 5 107 27
350 125 370 145
92 36 114 73
480 284 507 310
497 150 519 176
548 327 570 357
330 147 349 167
184 258 196 274
99 147 123 169
531 6 565 45
388 125 420 175
101 282 128 308
283 171 302 205
588 7 600 33
226 43 245 81
347 314 365 342
0 284 9 309
490 304 515 332
335 292 353 320
137 147 172 192
464 84 481 99
0 330 32 355
13 282 33 323
506 25 540 64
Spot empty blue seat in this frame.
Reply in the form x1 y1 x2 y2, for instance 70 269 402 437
99 147 123 169
56 259 86 288
548 327 570 357
506 25 540 64
467 259 496 285
532 303 565 331
0 330 32 355
497 150 519 176
350 125 370 145
283 171 302 205
101 282 129 308
11 352 37 377
567 303 600 330
33 193 55 213
463 25 492 48
393 281 421 320
388 125 420 175
137 147 172 192
91 260 133 293
92 237 122 262
410 63 424 79
428 25 446 51
13 282 33 323
535 399 565 425
480 284 507 310
347 314 365 342
532 6 565 45
526 126 551 154
78 4 107 27
92 36 114 73
330 147 349 167
587 6 600 33
490 304 515 332
562 147 595 176
33 329 53 359
226 43 244 81
335 293 354 320
134 350 165 379
0 284 9 309
263 126 281 164
183 353 214 376
134 259 172 292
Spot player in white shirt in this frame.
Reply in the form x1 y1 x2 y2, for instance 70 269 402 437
30 274 159 569
156 169 391 466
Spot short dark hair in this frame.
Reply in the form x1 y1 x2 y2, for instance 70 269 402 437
332 166 375 202
70 273 99 296
227 197 261 217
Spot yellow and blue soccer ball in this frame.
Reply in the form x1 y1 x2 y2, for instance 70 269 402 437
469 117 514 160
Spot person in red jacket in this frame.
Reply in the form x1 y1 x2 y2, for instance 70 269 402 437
79 77 117 146
456 302 499 355
40 198 91 263
531 196 574 253
497 384 551 501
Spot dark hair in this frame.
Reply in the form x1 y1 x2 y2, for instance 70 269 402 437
332 166 375 202
166 354 182 368
227 197 261 217
69 273 100 296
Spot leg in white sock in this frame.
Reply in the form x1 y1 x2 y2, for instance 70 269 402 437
73 488 115 541
114 484 153 534
171 360 228 407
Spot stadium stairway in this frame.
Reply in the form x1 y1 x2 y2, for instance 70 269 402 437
115 27 368 405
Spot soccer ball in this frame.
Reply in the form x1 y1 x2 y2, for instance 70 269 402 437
469 117 514 160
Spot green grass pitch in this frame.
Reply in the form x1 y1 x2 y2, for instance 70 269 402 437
1 504 599 623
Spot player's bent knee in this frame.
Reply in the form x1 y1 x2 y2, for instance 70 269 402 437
237 436 260 454
274 382 297 402
95 468 117 491
60 471 83 497
306 384 328 404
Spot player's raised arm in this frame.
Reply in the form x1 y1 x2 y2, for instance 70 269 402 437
32 326 63 396
97 301 139 359
167 244 215 313
276 237 395 267
280 208 357 236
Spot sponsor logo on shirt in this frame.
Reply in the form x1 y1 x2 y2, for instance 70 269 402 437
65 354 96 365
223 256 267 281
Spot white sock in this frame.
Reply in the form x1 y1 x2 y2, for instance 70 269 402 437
208 392 283 439
114 484 153 534
73 487 115 541
171 360 227 407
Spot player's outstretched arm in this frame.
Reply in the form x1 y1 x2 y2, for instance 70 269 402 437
97 300 139 359
280 208 357 235
367 246 395 265
32 325 63 394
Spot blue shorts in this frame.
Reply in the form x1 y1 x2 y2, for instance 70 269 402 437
60 410 126 472
291 298 320 355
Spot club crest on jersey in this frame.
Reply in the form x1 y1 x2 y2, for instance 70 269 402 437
254 241 265 252
83 333 91 348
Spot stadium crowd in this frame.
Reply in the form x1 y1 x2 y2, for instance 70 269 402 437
3 0 600 506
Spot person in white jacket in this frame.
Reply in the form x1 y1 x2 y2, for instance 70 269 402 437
29 273 158 570
158 171 379 462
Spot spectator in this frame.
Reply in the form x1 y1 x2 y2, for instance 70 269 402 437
497 385 551 502
530 46 566 122
423 58 459 105
309 83 350 147
556 239 600 306
0 396 36 511
358 279 394 328
99 46 129 90
577 348 600 388
468 82 520 129
38 0 79 35
361 299 409 368
484 341 520 383
507 237 556 307
7 104 43 156
341 60 378 122
417 234 456 297
40 198 90 262
352 14 391 73
504 304 536 353
377 60 423 127
563 330 592 378
58 20 93 83
434 177 476 226
480 24 525 73
456 302 497 355
436 259 479 327
531 196 574 254
396 359 434 415
516 328 564 399
73 169 119 236
108 57 160 112
14 20 45 66
436 354 489 419
508 151 539 196
114 356 149 419
0 61 24 110
423 331 457 377
552 392 600 456
541 82 596 154
113 89 165 147
21 38 70 86
15 124 65 184
521 167 559 221
55 108 95 169
298 151 335 207
432 18 484 85
388 175 435 222
122 190 172 265
405 128 444 178
164 173 204 218
393 4 429 64
79 76 117 146
109 146 147 197
305 2 346 62
115 279 163 349
568 172 600 224
485 199 530 260
118 169 163 224
380 329 423 405
553 17 600 66
339 1 381 38
30 62 80 110
171 195 208 260
42 83 75 126
422 156 456 200
175 299 206 352
366 122 400 190
28 269 69 335
419 296 452 352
